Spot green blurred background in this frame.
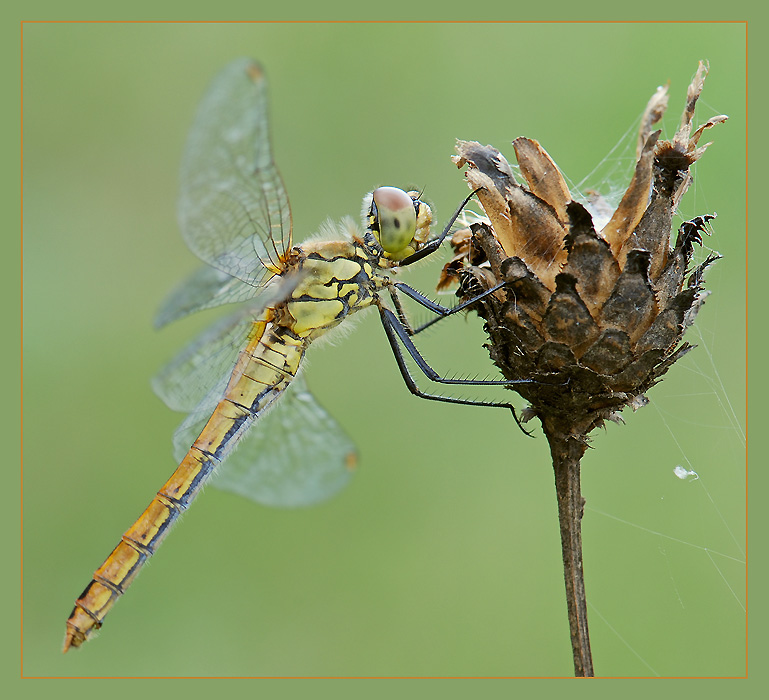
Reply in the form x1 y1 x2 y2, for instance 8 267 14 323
22 22 745 677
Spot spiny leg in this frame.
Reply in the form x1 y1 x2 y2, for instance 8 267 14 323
390 280 508 336
378 305 532 435
386 186 532 432
390 282 569 390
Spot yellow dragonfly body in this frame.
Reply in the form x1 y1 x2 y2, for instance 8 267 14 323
63 60 436 651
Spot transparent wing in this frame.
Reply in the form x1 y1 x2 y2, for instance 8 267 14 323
152 274 305 411
154 264 268 329
152 309 252 413
178 58 291 292
171 374 357 508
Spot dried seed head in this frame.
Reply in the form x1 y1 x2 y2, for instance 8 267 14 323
445 61 725 433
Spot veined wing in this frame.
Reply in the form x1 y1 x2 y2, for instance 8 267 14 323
172 374 356 508
177 58 291 300
152 308 253 413
153 288 356 508
154 264 268 329
152 274 302 408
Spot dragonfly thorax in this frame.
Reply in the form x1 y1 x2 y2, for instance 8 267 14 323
280 238 383 338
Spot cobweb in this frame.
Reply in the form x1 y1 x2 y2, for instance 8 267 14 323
558 101 746 677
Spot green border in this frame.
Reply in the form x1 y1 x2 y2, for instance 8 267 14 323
7 1 758 697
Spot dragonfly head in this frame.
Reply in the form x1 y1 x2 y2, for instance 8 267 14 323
365 187 433 261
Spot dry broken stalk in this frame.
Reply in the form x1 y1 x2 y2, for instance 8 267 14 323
441 62 726 677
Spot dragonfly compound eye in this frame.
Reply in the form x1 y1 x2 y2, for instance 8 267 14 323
371 186 418 255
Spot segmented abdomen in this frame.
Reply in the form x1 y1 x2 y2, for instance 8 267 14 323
63 317 305 650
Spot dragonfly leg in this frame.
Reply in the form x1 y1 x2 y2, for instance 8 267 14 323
387 284 417 334
390 281 507 336
377 305 532 434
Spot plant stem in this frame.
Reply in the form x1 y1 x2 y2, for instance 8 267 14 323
542 416 594 677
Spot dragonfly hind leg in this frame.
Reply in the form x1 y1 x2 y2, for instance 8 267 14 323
377 305 533 435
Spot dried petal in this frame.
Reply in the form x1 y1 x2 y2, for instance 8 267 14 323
687 251 721 290
513 137 571 222
654 214 715 306
506 191 567 290
647 342 695 384
454 141 518 262
501 301 545 354
673 61 709 153
691 114 729 146
454 139 519 192
455 140 568 289
536 341 577 372
500 256 552 320
602 130 659 263
637 83 669 158
627 188 674 281
635 289 696 354
611 348 666 393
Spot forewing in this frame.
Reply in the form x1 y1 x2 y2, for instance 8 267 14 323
178 58 291 289
154 264 267 329
171 375 357 508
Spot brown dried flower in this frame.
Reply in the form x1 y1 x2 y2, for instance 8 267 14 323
446 60 725 437
442 61 726 676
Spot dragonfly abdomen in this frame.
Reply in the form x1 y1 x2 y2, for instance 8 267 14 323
64 321 307 651
65 244 384 650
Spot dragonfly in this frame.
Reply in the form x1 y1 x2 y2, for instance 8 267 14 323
63 58 529 652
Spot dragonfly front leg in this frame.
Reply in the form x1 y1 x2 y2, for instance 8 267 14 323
390 281 508 335
377 304 532 434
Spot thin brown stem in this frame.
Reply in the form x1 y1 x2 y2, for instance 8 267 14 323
542 417 594 677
